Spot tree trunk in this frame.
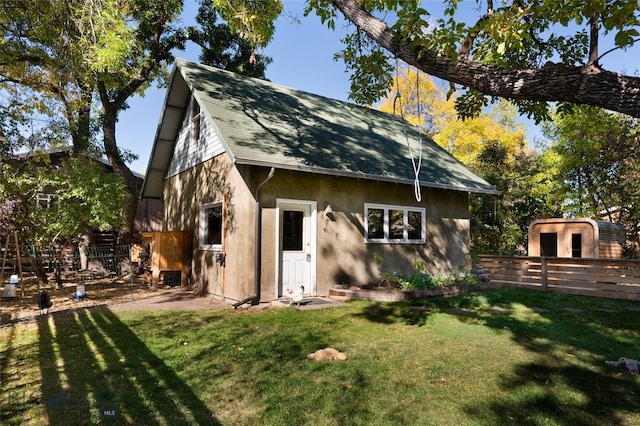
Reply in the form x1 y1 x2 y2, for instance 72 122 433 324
102 105 139 245
331 0 640 118
67 86 93 156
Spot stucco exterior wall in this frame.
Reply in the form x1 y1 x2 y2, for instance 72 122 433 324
163 154 258 302
163 158 471 304
253 169 470 300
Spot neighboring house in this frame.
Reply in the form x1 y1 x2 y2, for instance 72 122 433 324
10 147 162 238
141 59 498 306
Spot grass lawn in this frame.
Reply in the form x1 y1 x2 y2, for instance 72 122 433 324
1 287 639 425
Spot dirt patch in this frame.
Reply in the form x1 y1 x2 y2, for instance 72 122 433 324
0 274 198 326
109 289 228 312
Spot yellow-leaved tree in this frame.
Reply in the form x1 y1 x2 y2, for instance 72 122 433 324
377 65 560 255
377 66 527 167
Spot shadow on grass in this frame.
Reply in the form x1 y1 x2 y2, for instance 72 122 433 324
223 313 378 425
465 361 639 425
353 302 432 326
38 308 221 425
0 323 43 423
352 288 640 425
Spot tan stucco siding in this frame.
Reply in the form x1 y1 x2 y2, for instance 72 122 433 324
424 190 471 274
255 170 470 299
163 154 257 302
163 161 471 303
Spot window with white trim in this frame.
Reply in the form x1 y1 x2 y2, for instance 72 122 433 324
190 98 201 145
365 203 426 243
36 193 56 209
199 201 223 250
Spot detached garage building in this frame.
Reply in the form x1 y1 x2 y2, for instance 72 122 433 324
140 59 498 305
528 218 626 259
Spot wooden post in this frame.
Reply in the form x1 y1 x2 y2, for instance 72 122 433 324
0 234 9 286
150 233 160 289
1 232 25 298
12 232 24 299
541 256 548 291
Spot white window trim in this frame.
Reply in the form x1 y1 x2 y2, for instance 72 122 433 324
190 99 201 145
199 201 223 251
364 203 426 244
36 193 56 209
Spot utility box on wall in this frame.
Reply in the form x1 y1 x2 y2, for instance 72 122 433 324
528 218 625 259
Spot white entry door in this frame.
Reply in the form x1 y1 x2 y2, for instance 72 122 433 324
278 200 316 298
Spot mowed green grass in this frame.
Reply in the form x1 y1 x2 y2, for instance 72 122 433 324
1 288 639 425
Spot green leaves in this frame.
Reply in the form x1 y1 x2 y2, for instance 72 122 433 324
58 155 127 232
192 1 272 78
614 27 639 47
335 31 394 106
212 0 283 46
2 0 287 243
0 153 126 245
310 0 639 119
72 0 135 73
304 0 337 29
542 105 640 226
455 89 489 121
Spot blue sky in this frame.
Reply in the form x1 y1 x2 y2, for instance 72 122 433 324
117 1 638 174
119 0 355 173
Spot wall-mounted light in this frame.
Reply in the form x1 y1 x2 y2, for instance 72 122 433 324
324 203 335 221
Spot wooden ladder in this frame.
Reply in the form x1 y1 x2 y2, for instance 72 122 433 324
1 231 25 299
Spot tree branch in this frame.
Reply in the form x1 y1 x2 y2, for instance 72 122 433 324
588 11 599 67
331 0 640 118
459 2 493 60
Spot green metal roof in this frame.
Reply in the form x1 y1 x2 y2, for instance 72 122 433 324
142 59 498 198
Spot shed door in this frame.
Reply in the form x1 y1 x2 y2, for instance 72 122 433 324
277 201 316 298
540 232 558 257
566 225 592 258
570 233 583 258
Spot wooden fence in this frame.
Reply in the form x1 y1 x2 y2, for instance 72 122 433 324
478 255 640 301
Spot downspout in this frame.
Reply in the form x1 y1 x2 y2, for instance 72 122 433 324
233 167 275 309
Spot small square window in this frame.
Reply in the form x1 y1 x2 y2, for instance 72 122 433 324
36 193 56 209
199 202 223 250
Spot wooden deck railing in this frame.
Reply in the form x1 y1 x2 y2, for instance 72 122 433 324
478 255 640 301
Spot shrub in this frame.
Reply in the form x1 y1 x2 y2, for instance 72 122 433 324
433 267 482 288
375 259 481 292
399 273 435 291
379 272 403 290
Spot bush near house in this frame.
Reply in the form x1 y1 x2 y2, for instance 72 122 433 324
376 258 481 292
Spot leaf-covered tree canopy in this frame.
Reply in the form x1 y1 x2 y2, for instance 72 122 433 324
542 106 640 227
0 0 272 243
190 0 272 77
377 65 527 165
301 0 639 120
0 151 126 245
